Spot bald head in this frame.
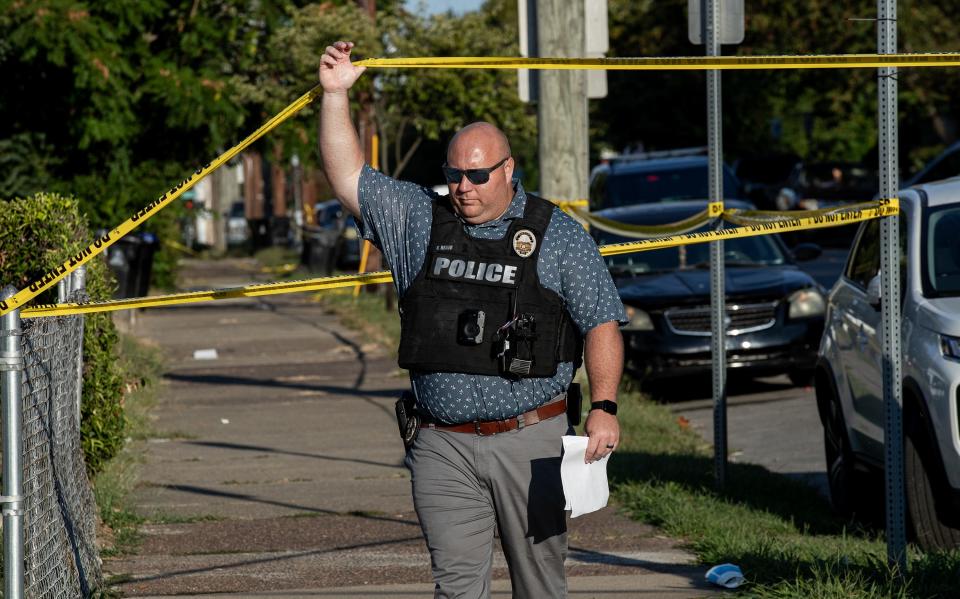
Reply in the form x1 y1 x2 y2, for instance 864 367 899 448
447 122 511 163
444 122 516 225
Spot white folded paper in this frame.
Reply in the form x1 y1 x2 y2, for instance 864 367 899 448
561 435 610 518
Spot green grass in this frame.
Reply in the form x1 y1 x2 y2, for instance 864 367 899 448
92 333 164 557
608 392 960 598
253 246 301 269
141 512 223 525
313 285 401 353
317 295 960 597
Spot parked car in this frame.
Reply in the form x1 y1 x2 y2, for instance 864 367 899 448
225 201 250 247
816 180 960 549
905 141 960 187
589 148 742 211
314 200 361 269
593 200 825 385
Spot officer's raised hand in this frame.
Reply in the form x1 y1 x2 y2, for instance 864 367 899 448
319 41 366 94
318 40 367 218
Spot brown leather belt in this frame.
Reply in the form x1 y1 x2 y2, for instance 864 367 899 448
423 395 567 436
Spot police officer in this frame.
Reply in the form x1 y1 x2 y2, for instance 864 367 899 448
319 41 626 598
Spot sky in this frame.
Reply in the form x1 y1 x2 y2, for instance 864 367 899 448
404 0 484 16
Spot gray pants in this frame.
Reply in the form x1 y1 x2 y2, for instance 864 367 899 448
405 413 570 599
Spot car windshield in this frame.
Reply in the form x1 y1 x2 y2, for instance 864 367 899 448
924 205 960 296
597 227 787 274
605 165 740 207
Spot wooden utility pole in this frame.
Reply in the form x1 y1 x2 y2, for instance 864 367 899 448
210 157 230 253
536 0 588 202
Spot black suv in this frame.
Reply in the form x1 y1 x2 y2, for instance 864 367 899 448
589 148 741 211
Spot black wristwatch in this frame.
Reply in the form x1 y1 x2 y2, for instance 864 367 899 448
590 400 618 416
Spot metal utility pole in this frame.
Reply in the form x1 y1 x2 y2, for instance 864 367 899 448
1 285 24 599
536 0 588 202
877 0 906 572
703 0 728 489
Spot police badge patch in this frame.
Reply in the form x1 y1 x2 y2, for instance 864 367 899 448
512 229 537 258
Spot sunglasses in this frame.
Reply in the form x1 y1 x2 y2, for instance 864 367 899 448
441 157 510 185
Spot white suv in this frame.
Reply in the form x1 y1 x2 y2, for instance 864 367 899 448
816 179 960 550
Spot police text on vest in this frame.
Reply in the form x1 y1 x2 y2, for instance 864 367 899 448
432 257 517 284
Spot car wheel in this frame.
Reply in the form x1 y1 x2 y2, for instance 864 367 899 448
905 427 960 550
822 391 871 520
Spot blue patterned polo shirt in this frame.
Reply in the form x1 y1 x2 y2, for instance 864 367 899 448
357 165 626 424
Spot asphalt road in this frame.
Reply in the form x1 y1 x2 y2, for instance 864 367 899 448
797 246 849 290
672 376 828 498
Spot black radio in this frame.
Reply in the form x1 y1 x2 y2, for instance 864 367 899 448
496 313 536 377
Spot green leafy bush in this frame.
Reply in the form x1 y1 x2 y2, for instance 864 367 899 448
0 192 125 474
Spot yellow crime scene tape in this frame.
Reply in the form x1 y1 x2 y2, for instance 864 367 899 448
722 201 886 226
21 271 395 318
0 84 324 317
572 201 726 238
20 199 897 319
552 199 589 211
163 238 200 257
354 53 960 71
597 198 898 258
7 51 926 318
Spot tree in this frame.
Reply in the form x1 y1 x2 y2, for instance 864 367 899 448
2 4 301 219
232 3 383 171
374 2 536 180
236 0 537 186
594 0 960 172
1 0 311 284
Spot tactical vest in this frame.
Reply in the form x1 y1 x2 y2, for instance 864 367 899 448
397 194 583 377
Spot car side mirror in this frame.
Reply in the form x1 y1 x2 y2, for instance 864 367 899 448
792 243 822 262
866 274 882 310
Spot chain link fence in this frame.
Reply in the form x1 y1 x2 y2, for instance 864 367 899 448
3 280 103 598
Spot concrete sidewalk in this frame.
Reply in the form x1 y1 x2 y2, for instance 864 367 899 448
105 258 716 598
137 574 706 598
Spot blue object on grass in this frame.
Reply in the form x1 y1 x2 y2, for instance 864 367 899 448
706 563 745 589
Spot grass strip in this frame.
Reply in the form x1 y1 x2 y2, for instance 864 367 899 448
610 392 960 598
93 333 165 558
313 285 400 353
